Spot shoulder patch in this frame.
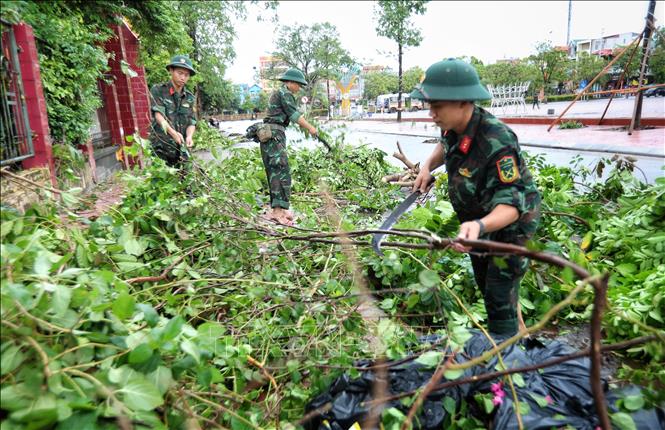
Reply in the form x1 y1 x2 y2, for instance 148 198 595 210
496 155 520 183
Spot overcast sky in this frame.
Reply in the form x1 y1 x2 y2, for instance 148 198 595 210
226 0 663 84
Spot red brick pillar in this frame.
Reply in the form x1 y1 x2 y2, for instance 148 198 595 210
13 23 56 186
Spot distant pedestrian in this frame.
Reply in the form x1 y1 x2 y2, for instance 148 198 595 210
532 89 540 109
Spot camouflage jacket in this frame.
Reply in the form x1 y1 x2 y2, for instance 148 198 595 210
440 106 541 240
149 81 197 144
264 85 302 127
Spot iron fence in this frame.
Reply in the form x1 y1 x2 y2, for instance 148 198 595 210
1 20 33 166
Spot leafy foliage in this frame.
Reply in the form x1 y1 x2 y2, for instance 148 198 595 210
17 1 112 145
1 126 664 428
529 41 571 89
272 22 356 107
374 0 429 120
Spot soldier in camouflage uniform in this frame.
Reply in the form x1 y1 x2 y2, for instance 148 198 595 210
149 55 197 168
260 68 318 225
411 59 541 336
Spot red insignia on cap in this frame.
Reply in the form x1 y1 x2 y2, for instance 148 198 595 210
459 136 472 154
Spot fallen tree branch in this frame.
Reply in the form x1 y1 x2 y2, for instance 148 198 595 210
542 210 591 228
393 141 416 170
126 245 207 284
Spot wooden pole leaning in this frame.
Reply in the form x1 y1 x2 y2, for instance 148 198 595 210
547 34 642 132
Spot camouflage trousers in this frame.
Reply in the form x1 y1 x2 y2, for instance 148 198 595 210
150 137 189 169
470 241 530 336
259 131 291 209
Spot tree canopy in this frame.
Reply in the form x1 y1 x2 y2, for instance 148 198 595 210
374 0 428 120
271 22 355 105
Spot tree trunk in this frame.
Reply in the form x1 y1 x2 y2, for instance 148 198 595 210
397 41 403 122
326 79 331 120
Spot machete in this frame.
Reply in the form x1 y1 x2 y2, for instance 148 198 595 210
316 134 333 152
371 177 435 256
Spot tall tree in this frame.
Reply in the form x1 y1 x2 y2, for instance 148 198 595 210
572 52 609 88
648 27 665 83
529 41 570 92
482 60 539 87
363 71 398 102
272 22 355 108
401 66 425 94
374 0 428 121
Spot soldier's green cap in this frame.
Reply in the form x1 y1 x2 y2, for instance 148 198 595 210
410 58 490 102
278 68 307 86
166 55 196 76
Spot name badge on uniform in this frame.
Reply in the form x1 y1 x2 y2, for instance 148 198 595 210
458 167 473 178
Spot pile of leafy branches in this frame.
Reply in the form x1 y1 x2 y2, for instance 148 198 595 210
1 131 663 429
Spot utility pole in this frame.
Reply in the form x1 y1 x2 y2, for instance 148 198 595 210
629 0 657 134
566 0 572 46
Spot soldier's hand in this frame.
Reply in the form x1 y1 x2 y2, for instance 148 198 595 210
309 126 318 136
170 131 184 145
453 221 480 252
412 169 434 193
185 135 194 148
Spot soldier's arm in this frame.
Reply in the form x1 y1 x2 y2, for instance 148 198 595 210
296 116 317 135
185 125 196 147
149 85 168 131
281 92 316 133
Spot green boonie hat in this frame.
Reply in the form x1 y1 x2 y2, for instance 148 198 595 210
278 68 307 86
410 58 490 101
166 55 196 76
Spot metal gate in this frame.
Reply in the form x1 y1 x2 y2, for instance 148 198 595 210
1 19 33 166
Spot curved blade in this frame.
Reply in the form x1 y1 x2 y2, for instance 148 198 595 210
317 135 333 152
371 190 422 256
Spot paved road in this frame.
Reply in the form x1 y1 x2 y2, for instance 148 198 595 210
366 96 665 120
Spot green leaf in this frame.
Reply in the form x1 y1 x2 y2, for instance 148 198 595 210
443 395 457 415
137 304 159 327
34 252 52 276
118 379 163 411
443 368 464 380
512 373 526 387
529 392 549 407
418 269 439 288
123 238 145 257
622 394 645 411
611 412 637 430
492 256 508 270
52 284 72 317
1 344 25 375
415 351 443 368
112 292 135 320
9 394 58 424
615 263 637 277
181 339 200 364
161 316 184 343
147 366 174 395
128 343 153 364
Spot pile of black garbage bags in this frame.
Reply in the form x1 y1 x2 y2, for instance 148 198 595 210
305 331 663 430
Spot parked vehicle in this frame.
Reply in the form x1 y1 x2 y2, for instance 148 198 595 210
375 93 422 113
644 87 665 97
